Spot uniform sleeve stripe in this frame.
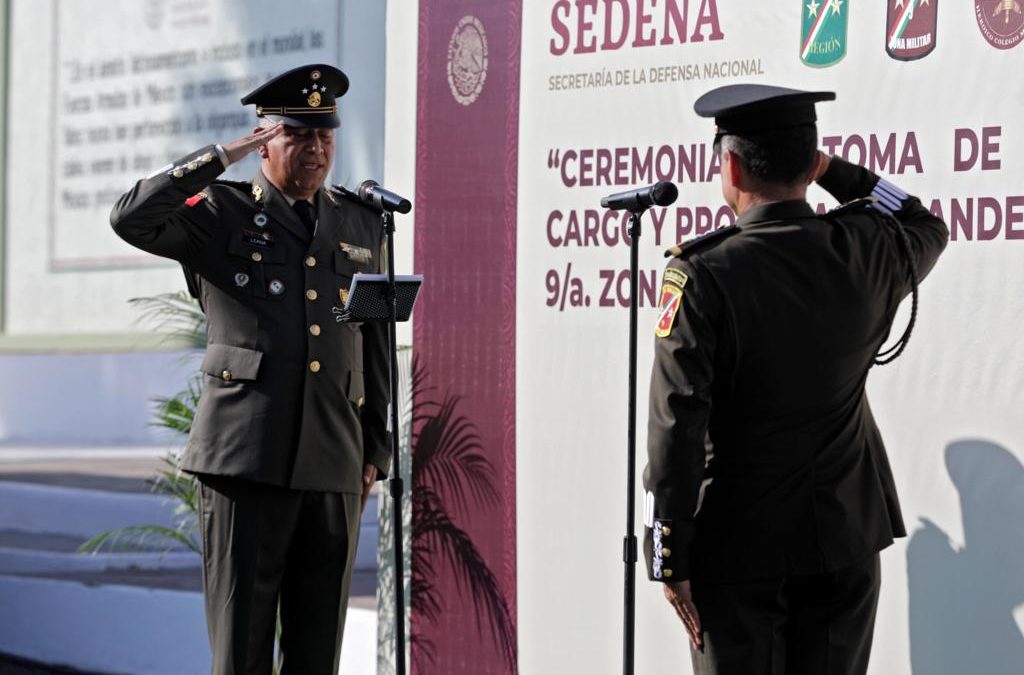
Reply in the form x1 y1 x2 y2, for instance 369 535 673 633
869 200 895 216
871 179 908 213
873 189 904 209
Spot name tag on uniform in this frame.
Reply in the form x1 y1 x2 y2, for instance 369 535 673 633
243 229 274 247
340 242 372 264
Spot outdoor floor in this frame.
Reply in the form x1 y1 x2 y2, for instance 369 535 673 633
0 447 379 674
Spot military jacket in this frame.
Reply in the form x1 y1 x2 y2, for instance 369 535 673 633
111 145 389 494
643 157 949 583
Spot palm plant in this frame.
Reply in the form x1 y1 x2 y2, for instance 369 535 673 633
78 293 204 555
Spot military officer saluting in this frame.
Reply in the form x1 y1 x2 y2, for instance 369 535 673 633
111 64 389 674
644 85 948 674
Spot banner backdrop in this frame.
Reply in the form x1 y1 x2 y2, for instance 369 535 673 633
515 2 1024 674
403 1 1024 674
412 1 521 673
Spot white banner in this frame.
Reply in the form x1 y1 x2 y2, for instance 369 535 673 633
516 3 1023 674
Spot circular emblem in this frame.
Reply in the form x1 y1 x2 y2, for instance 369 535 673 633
311 70 321 80
447 16 489 106
234 273 250 288
253 213 268 228
308 91 322 108
269 279 285 296
975 0 1024 49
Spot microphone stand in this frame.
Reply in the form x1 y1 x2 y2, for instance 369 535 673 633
622 208 643 675
381 209 407 675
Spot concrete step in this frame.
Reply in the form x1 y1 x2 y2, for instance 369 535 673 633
0 574 377 674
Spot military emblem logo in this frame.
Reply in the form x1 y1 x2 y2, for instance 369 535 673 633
308 91 322 107
655 269 688 338
887 0 938 60
975 0 1024 49
447 15 488 106
234 273 250 288
801 0 849 67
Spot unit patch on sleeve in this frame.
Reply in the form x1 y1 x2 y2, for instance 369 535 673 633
655 269 688 338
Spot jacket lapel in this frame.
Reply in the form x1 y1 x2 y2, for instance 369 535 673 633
252 170 311 243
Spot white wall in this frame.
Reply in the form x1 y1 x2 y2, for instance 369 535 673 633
1 0 388 445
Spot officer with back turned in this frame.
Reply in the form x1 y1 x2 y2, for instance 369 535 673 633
644 84 948 675
111 64 388 674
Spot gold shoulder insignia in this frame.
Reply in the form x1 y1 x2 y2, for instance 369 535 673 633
664 225 740 258
828 196 877 216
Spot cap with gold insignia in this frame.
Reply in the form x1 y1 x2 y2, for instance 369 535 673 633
240 64 349 128
694 84 835 139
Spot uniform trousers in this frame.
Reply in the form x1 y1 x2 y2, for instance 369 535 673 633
690 554 881 675
197 474 362 675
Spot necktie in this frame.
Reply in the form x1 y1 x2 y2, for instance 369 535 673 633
292 200 316 236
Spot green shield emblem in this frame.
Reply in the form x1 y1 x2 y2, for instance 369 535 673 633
801 0 849 67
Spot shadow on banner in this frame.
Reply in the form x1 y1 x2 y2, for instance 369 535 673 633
907 440 1024 675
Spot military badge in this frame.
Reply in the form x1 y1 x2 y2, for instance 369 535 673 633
975 0 1024 50
887 0 938 60
801 0 849 67
234 273 250 288
268 279 285 296
253 213 269 228
243 229 273 247
308 91 322 107
340 242 372 264
184 192 208 207
655 269 688 338
339 288 350 305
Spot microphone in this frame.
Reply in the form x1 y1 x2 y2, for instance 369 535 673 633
357 180 412 214
600 181 678 211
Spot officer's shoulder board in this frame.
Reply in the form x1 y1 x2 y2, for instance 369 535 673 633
826 196 877 218
663 224 740 259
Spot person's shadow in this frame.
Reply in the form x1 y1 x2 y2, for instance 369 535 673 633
907 440 1024 674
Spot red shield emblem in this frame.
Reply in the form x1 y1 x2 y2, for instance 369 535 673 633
655 286 683 338
887 0 938 61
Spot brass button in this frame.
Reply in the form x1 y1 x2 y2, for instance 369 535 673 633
661 548 672 558
309 324 321 336
305 256 316 268
305 289 318 301
172 169 184 178
662 526 672 536
221 370 232 382
309 360 321 373
663 569 673 579
251 251 263 262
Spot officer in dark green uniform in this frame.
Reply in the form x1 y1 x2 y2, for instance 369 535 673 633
111 64 389 675
643 85 948 675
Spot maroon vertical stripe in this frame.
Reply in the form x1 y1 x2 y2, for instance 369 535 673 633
413 2 520 673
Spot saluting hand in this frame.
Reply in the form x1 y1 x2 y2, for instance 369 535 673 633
811 150 832 183
664 580 703 652
222 123 285 165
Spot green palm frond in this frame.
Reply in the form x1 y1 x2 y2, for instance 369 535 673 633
150 373 202 435
128 291 207 348
78 524 200 555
